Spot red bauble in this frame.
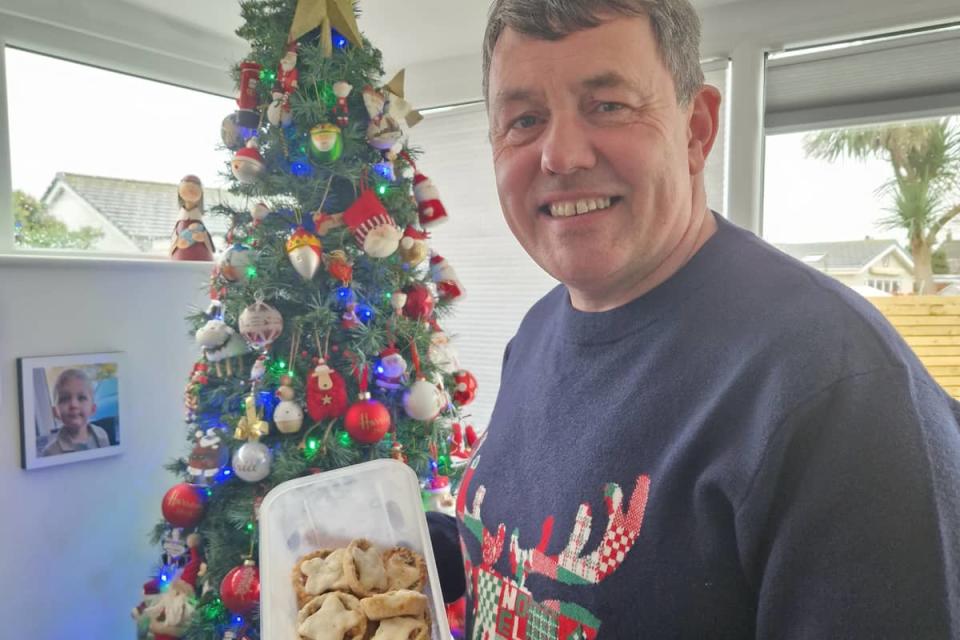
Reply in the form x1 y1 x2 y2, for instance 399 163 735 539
402 284 435 320
344 396 391 444
161 483 205 528
220 560 260 614
453 370 478 406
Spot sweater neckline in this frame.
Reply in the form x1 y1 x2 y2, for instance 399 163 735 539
556 212 737 345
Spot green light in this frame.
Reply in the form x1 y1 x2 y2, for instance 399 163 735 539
287 369 296 378
205 488 213 497
338 432 353 447
384 292 392 300
245 236 254 244
245 522 254 532
299 146 307 154
246 265 258 278
377 184 388 195
307 438 318 451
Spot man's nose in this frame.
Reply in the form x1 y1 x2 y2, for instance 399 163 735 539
540 111 597 176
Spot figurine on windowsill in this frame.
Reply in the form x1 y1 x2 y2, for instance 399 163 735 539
170 175 215 261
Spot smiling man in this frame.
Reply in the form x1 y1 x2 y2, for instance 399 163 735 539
426 1 960 638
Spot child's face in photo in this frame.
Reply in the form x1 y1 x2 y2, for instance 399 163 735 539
54 377 97 433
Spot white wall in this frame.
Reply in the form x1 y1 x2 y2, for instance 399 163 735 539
0 257 210 638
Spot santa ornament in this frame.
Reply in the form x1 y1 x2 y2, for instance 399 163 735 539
452 369 478 406
306 357 349 421
286 226 323 280
277 42 299 95
142 534 204 640
398 226 429 267
332 80 353 127
267 85 293 128
430 253 465 301
342 189 402 258
170 175 215 261
232 139 265 184
413 171 449 227
374 347 408 391
186 428 227 483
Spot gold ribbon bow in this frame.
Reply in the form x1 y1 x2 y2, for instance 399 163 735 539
235 395 269 441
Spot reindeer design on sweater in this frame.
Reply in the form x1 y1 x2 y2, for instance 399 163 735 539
456 455 650 639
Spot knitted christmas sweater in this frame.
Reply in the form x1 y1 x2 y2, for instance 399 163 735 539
429 215 960 639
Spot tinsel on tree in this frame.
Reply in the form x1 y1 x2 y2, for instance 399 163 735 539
133 1 479 638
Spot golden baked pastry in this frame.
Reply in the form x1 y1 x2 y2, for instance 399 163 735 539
295 548 350 607
297 592 367 640
383 547 427 592
360 590 429 621
343 539 388 596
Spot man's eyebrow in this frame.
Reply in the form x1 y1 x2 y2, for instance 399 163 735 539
581 71 636 92
491 88 540 111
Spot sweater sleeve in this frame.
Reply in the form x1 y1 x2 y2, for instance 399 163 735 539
426 511 466 603
735 366 960 638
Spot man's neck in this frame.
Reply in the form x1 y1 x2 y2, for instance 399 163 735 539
569 205 717 312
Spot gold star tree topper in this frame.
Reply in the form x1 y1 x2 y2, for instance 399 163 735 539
288 0 363 57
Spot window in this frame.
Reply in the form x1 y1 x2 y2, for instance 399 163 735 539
5 47 235 255
762 25 960 296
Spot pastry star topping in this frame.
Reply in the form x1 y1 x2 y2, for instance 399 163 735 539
371 616 429 640
302 549 348 595
345 539 387 595
298 593 364 640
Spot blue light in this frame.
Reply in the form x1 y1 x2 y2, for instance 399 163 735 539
375 365 384 375
234 616 244 625
336 287 352 301
224 469 232 476
373 161 395 181
357 304 374 324
331 29 348 49
290 159 313 177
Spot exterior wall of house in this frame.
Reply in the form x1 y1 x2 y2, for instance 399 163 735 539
44 187 139 253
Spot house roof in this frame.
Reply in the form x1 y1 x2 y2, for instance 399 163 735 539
938 239 960 261
42 173 236 243
775 239 913 272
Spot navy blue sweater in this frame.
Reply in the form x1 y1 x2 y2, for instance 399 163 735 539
430 215 960 639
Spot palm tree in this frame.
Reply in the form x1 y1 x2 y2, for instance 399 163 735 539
804 118 960 294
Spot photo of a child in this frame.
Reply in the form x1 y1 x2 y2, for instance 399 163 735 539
41 368 112 456
18 352 124 470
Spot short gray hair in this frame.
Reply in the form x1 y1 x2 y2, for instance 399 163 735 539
482 0 705 106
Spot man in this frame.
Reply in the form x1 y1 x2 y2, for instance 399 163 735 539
428 1 960 638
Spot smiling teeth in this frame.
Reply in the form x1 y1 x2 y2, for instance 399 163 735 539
549 197 613 217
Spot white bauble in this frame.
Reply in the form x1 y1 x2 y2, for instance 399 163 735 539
273 399 304 434
403 378 445 421
232 441 272 482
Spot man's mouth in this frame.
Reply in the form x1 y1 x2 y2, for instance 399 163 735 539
540 196 622 218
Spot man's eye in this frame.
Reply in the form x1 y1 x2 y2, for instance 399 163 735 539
597 102 625 113
511 115 539 129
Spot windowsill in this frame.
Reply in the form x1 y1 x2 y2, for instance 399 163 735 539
0 250 216 271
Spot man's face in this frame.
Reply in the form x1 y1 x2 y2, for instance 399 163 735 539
488 16 716 310
54 376 97 434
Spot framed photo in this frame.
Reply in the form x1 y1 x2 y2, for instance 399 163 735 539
17 352 126 470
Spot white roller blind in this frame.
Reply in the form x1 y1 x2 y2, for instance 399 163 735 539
766 25 960 133
410 104 558 431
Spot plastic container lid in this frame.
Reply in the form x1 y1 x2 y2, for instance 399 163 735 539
259 459 451 639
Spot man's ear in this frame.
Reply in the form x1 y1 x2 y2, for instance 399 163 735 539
687 84 722 176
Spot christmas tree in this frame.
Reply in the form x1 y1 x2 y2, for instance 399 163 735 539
133 1 477 638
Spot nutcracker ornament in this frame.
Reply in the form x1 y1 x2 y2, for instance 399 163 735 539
342 189 402 258
430 253 465 301
170 175 215 261
286 226 323 280
235 61 262 129
332 80 352 126
232 138 265 184
306 357 349 421
274 376 304 434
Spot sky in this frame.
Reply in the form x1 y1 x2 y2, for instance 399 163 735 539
5 47 955 249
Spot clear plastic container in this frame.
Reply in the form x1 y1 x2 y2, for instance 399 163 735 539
259 459 451 639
